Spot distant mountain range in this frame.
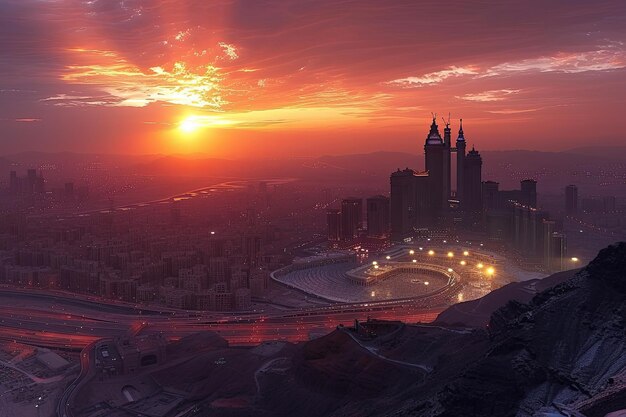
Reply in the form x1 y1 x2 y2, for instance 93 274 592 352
2 148 624 194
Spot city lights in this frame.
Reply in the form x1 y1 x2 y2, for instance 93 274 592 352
409 249 415 255
447 251 454 257
460 260 466 266
428 250 435 256
486 267 495 276
463 251 469 256
477 263 484 269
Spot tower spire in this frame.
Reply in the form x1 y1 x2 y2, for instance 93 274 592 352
457 118 465 141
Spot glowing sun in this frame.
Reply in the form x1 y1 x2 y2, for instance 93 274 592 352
179 117 201 133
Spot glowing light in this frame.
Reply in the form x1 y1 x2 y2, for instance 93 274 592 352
371 291 376 297
447 252 454 258
447 268 453 272
460 260 467 266
374 264 379 269
180 117 201 133
571 257 579 262
412 259 417 263
409 249 415 255
428 250 435 256
424 281 429 286
458 293 464 302
486 267 495 275
463 251 469 256
179 115 235 134
385 255 391 260
372 261 378 265
477 263 484 269
419 247 423 251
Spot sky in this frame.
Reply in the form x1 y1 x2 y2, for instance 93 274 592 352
1 0 625 158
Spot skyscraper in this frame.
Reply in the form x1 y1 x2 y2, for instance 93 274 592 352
464 147 483 213
341 198 362 240
389 116 484 239
366 195 390 238
565 185 578 215
424 117 447 217
520 179 537 208
390 169 430 239
456 120 466 205
326 209 341 241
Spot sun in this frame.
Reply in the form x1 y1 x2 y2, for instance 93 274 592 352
179 117 201 133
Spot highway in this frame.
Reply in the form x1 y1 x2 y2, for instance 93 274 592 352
0 288 445 349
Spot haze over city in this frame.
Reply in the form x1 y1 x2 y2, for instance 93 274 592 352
0 1 625 417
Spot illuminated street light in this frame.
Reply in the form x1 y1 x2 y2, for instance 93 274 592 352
386 255 391 260
463 251 469 256
447 268 453 272
447 251 454 258
486 267 495 276
372 261 378 265
477 263 484 269
428 250 435 256
409 249 415 255
460 260 466 266
458 293 464 302
412 259 417 263
374 264 379 269
571 257 579 262
419 247 423 251
424 281 429 286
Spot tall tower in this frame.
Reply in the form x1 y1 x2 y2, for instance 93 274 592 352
565 185 578 215
520 179 537 208
464 146 483 213
340 198 362 240
456 119 466 206
442 117 452 203
366 195 390 238
424 117 446 218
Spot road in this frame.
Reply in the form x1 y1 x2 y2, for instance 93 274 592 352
0 288 445 349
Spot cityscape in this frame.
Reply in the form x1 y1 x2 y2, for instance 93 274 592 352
0 1 625 417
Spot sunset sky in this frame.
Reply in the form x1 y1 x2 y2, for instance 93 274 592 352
1 0 625 157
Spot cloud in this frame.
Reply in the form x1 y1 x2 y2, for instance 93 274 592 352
487 108 540 114
456 89 521 102
386 66 478 88
485 49 626 76
57 50 226 108
387 48 625 88
14 118 41 122
219 42 239 60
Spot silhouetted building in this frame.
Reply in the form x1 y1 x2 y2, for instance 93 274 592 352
464 147 483 214
603 195 616 212
390 169 430 239
456 120 466 205
520 179 537 208
8 169 45 195
366 195 390 238
341 198 362 240
326 209 341 241
482 180 500 210
565 185 578 215
424 118 447 217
